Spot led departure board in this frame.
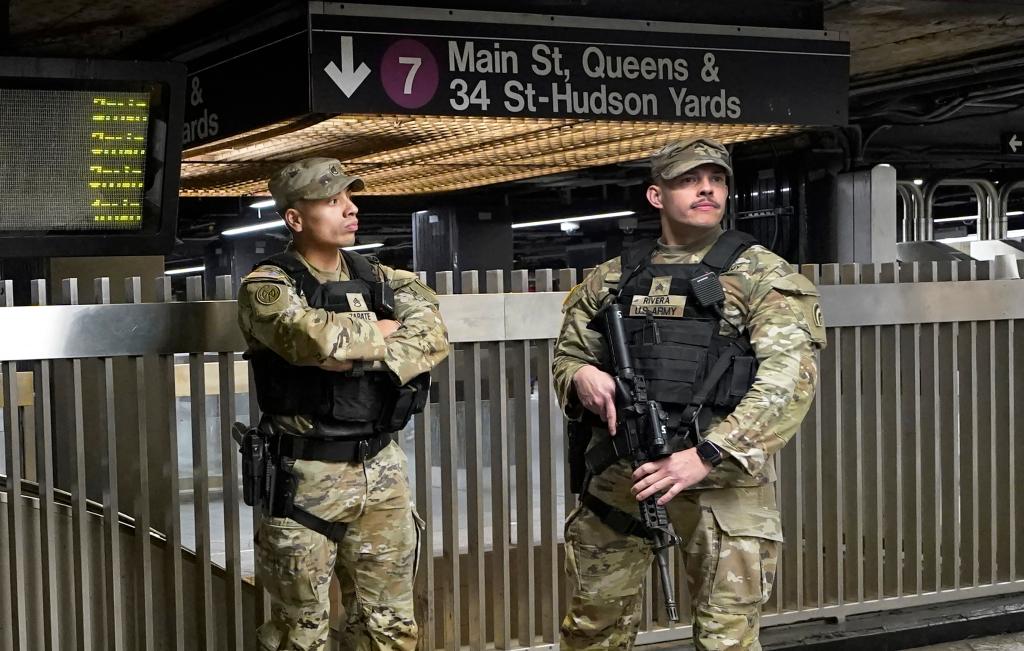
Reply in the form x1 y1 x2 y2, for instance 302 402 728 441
0 57 185 256
1 89 150 231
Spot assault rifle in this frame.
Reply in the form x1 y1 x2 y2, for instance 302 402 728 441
591 300 681 622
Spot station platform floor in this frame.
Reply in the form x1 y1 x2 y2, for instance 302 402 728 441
908 631 1024 650
644 631 1024 650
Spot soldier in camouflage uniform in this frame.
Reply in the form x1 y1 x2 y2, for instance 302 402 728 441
555 138 826 650
237 158 449 650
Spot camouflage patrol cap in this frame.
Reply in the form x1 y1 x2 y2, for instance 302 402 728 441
651 137 732 180
267 157 365 210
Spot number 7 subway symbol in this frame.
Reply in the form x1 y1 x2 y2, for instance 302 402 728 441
325 35 371 98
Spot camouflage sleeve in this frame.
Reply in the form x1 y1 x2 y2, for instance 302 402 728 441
704 258 827 476
378 265 450 385
237 265 387 366
552 260 619 419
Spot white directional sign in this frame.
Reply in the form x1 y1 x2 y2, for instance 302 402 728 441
1009 133 1022 154
324 35 371 98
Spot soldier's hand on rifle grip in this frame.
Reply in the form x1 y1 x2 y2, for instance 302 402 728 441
572 364 618 435
631 448 712 505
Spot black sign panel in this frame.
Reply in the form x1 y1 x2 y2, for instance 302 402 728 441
184 31 308 148
1002 131 1023 156
309 8 848 125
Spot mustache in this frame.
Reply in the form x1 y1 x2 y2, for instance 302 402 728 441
691 199 720 208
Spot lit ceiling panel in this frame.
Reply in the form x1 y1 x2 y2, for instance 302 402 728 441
180 114 800 197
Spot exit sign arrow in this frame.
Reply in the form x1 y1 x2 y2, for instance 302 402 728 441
1010 133 1022 153
324 36 370 97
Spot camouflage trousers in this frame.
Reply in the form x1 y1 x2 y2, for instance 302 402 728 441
255 440 423 651
560 461 782 651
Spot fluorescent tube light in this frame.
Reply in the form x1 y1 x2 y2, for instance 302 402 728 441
343 243 384 251
222 221 286 236
250 199 276 209
933 215 978 223
933 210 1022 224
164 265 205 275
511 210 635 229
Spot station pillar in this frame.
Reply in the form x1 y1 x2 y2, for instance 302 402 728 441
830 164 898 263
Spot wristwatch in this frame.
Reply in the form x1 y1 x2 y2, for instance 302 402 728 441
696 439 724 467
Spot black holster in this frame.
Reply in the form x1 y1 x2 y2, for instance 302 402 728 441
236 422 354 543
233 421 269 508
232 420 298 517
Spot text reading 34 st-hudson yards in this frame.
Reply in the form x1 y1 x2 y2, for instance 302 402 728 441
448 40 741 120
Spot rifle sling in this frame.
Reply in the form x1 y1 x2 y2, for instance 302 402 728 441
580 491 654 541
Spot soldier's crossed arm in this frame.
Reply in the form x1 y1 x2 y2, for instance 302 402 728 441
237 266 388 368
375 265 450 385
703 261 827 476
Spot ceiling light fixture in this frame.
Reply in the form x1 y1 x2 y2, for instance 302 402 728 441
249 199 276 209
222 221 286 236
343 243 384 251
164 265 205 275
932 215 978 223
512 210 635 229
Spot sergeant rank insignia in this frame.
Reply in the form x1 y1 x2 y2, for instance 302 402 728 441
346 293 378 321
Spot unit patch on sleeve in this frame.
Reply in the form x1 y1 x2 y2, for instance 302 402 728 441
255 284 282 306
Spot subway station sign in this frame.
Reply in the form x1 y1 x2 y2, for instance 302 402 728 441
309 3 849 124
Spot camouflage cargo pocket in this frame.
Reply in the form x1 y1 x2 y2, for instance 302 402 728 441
707 505 782 608
565 511 651 599
256 519 328 607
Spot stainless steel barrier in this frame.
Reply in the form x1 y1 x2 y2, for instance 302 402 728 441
923 178 1001 241
1001 180 1024 239
897 180 925 243
1 261 1023 650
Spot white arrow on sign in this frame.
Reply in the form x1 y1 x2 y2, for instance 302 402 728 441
1010 133 1022 153
324 36 370 98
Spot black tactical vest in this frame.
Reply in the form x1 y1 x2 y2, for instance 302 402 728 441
613 230 759 437
248 250 428 437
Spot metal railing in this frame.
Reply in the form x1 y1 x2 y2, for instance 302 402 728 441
1 259 1024 649
919 178 1003 241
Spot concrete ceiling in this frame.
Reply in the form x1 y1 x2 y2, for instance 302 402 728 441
6 0 1024 263
6 0 225 56
825 0 1024 77
8 0 1024 77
